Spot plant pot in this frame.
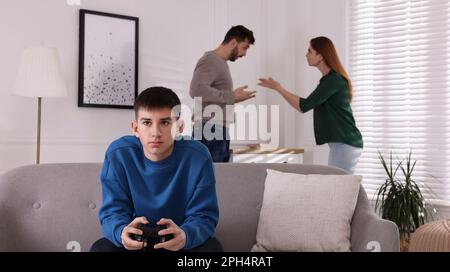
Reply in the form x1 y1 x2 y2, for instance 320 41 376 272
400 236 410 252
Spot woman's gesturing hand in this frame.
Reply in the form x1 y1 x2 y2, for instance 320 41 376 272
258 77 282 92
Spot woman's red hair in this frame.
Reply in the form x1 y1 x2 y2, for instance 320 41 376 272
310 36 353 102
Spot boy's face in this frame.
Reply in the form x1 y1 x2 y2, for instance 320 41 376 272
132 107 184 162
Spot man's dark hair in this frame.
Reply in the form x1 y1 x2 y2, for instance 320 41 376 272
222 25 255 45
134 86 181 119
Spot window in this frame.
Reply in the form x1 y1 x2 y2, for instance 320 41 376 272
348 0 450 206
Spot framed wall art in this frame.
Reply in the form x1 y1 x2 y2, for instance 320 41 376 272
78 9 138 109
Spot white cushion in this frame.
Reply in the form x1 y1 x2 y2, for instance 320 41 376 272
251 169 361 252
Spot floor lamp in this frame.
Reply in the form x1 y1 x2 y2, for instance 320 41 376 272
13 46 68 164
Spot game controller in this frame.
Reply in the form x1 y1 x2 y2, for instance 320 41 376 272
130 223 174 247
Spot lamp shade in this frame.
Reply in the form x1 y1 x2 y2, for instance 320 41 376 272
13 46 68 98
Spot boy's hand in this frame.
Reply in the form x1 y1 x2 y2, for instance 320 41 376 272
120 216 149 250
153 218 186 251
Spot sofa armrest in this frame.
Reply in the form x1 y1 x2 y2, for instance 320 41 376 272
351 210 400 252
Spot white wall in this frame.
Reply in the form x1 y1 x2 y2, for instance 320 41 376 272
0 0 346 174
300 0 348 165
260 0 347 165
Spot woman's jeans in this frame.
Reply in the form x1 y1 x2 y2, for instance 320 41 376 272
328 142 362 174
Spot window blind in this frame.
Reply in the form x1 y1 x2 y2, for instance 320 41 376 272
348 0 450 206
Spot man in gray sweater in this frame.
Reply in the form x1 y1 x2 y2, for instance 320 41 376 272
189 25 256 162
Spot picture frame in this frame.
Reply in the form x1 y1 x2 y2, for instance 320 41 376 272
78 9 139 109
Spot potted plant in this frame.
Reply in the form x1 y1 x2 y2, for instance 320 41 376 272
374 150 434 252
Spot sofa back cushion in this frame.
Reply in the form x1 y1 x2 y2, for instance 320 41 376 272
0 163 103 252
214 163 349 251
251 169 361 252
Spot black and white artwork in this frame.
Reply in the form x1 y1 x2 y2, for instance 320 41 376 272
78 9 138 109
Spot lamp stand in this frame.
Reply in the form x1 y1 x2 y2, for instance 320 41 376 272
36 97 41 164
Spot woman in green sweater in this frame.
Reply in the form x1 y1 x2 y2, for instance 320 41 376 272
258 36 363 174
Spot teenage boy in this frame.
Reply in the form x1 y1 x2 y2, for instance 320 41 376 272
90 86 222 252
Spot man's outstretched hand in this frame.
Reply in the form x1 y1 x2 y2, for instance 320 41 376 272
234 85 256 103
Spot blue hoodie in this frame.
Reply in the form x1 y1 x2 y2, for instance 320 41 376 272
98 136 219 249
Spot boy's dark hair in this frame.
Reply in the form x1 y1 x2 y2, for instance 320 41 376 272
134 86 181 119
222 25 255 45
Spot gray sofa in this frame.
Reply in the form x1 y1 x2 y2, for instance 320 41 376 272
0 163 399 252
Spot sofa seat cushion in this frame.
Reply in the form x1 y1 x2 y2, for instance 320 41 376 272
251 169 361 252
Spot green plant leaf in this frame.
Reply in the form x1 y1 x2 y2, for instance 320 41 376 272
375 149 433 237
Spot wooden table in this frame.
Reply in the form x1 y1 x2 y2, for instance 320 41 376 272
231 146 304 163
